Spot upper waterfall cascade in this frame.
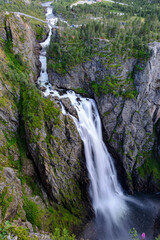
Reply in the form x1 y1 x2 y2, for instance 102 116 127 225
37 2 160 239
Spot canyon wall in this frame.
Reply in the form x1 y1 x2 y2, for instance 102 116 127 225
0 12 90 236
48 42 160 193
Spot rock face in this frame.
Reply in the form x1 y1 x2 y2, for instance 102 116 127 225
25 99 90 216
0 167 25 222
48 55 104 94
0 10 91 237
0 11 50 233
154 211 160 238
48 42 160 193
5 12 41 82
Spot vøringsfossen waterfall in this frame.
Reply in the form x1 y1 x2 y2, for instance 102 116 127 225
61 91 129 240
38 4 128 238
37 2 160 239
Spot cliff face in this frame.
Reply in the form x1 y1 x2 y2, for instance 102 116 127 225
0 11 90 236
1 4 160 237
48 42 160 193
24 97 90 217
5 12 41 82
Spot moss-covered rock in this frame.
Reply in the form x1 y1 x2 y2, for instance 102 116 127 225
5 12 41 82
23 91 90 221
0 10 91 237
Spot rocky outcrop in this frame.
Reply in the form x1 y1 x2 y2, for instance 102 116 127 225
0 10 91 238
0 11 52 235
48 55 105 94
48 42 160 193
0 167 25 222
5 12 41 82
25 98 90 219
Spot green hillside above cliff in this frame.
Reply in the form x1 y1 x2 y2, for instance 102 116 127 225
0 0 45 19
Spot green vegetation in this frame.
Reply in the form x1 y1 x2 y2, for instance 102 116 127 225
91 73 138 98
137 151 160 182
47 26 98 74
30 19 48 42
130 228 140 240
23 197 43 230
73 87 89 95
48 205 81 233
54 0 160 25
130 228 160 240
0 11 82 235
0 189 13 219
0 221 76 240
46 0 160 100
1 0 160 237
0 221 38 239
21 84 60 142
0 0 45 20
51 228 75 240
48 0 160 73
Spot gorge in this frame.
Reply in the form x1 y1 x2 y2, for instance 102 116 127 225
0 0 160 239
37 2 160 239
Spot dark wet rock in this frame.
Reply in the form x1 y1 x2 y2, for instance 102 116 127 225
153 211 160 238
40 86 47 91
80 220 97 240
61 97 78 118
50 96 59 101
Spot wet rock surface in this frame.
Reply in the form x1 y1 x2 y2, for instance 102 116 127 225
60 97 78 118
153 211 160 238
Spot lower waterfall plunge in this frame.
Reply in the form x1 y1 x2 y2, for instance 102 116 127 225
37 2 160 239
60 91 129 240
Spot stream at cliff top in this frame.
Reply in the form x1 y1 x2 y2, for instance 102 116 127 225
37 2 160 239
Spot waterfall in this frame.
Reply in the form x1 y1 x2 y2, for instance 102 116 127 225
60 91 129 240
37 3 160 240
37 1 58 93
38 3 129 239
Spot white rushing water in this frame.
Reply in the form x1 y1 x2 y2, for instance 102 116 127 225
61 92 129 240
37 2 58 93
37 2 160 240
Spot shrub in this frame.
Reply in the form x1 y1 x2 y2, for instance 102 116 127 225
23 197 42 230
51 228 75 240
0 221 38 240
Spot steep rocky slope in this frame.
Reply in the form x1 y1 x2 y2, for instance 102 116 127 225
0 10 90 238
48 42 160 193
1 1 160 238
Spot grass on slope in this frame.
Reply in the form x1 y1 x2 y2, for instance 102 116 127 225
0 0 45 20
